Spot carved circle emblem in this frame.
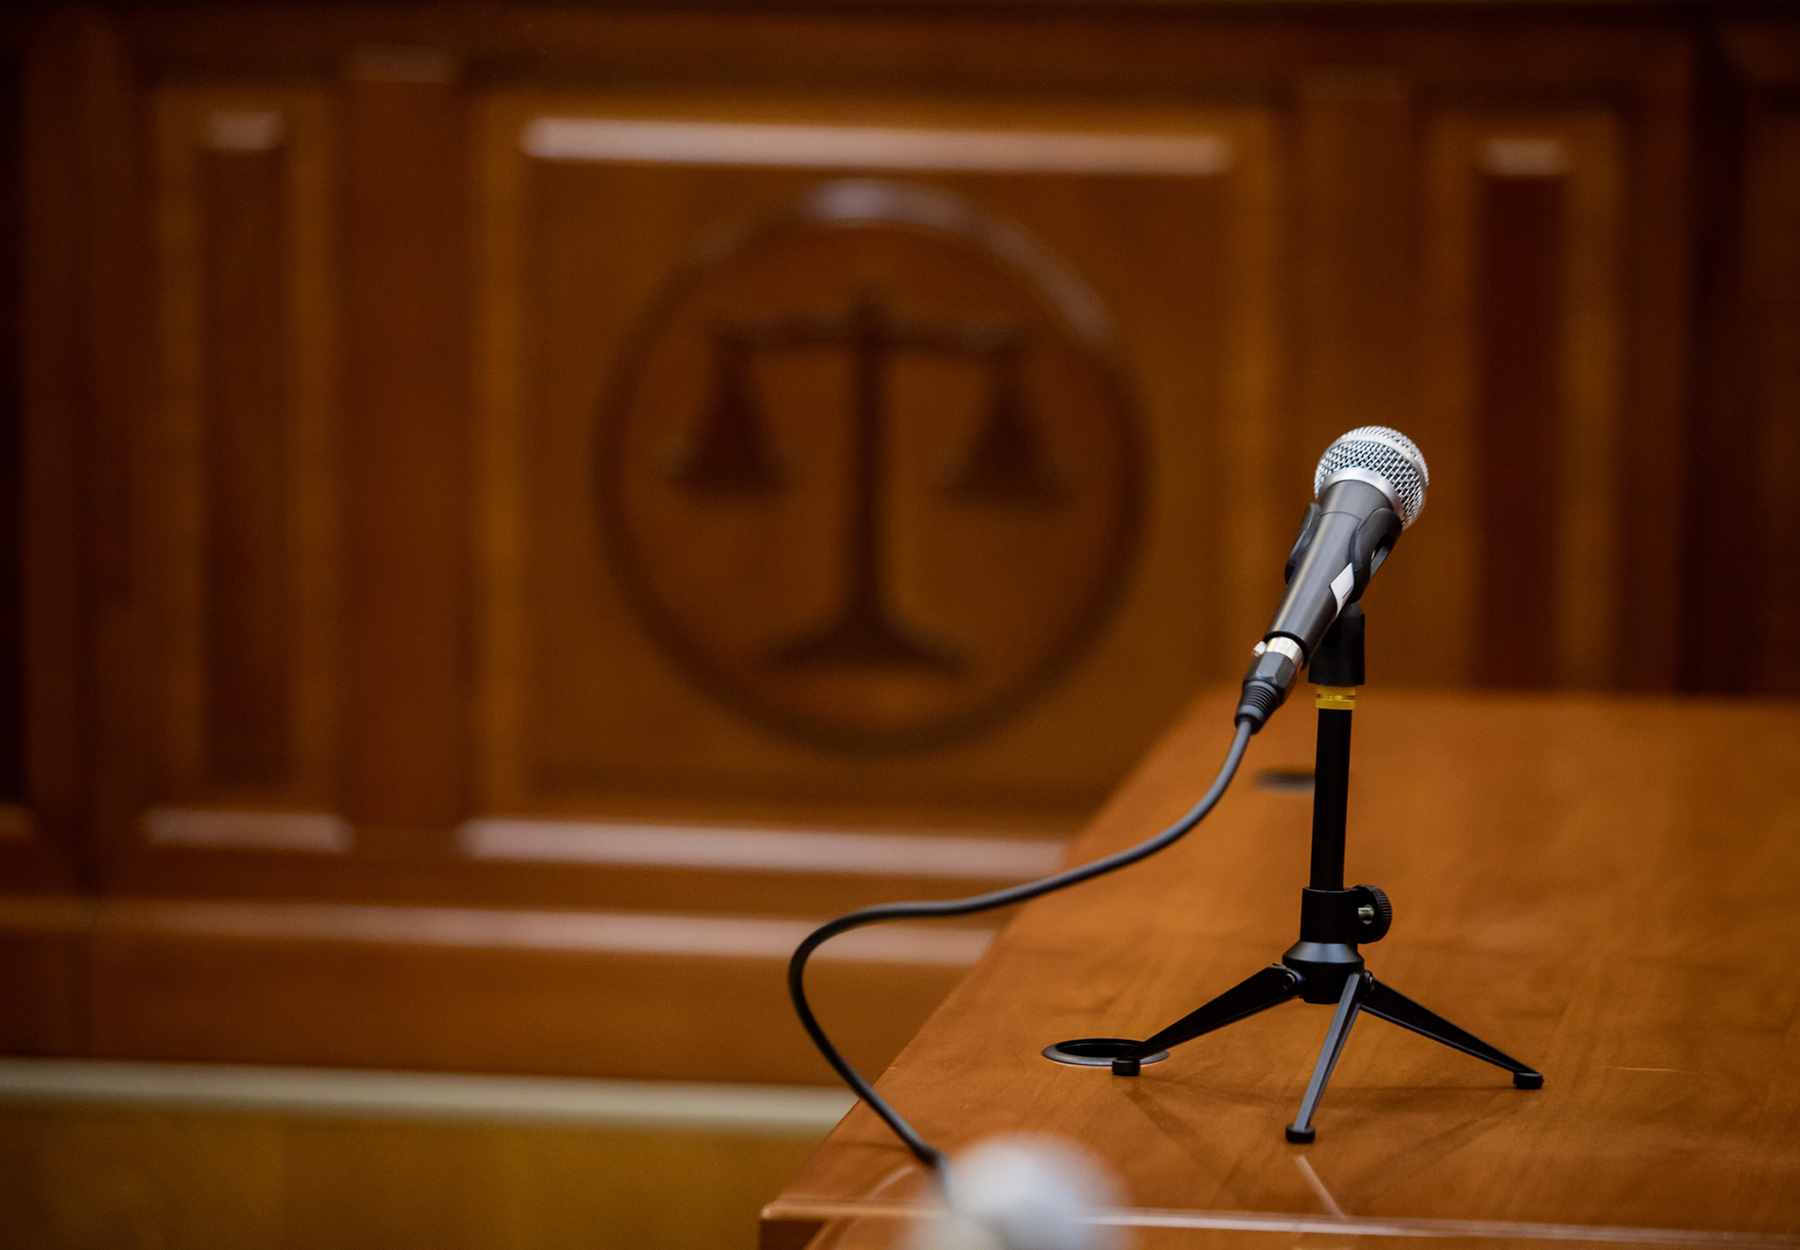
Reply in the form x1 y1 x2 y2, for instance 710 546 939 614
600 180 1141 749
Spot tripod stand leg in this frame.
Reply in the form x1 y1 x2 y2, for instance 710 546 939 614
1114 964 1301 1074
1286 971 1370 1143
1362 978 1543 1089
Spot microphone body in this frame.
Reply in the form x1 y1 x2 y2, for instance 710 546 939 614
1268 478 1397 653
1236 427 1427 731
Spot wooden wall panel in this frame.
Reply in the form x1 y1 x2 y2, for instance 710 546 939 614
113 11 1705 852
0 896 82 1054
1291 75 1425 689
342 60 468 835
0 1 1767 1084
1678 23 1800 698
0 55 18 809
1417 113 1625 690
1617 39 1695 692
18 10 140 891
151 87 337 810
1475 165 1565 687
1291 73 1416 464
0 35 49 892
475 94 1277 824
200 138 290 786
1739 87 1800 695
9 18 85 895
1682 44 1759 697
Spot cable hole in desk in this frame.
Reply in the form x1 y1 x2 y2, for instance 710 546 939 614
1042 1038 1168 1067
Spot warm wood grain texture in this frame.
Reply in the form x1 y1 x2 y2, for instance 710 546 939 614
1292 72 1415 477
3 0 1795 1120
0 1102 822 1250
83 906 964 1084
342 66 468 834
1614 33 1695 693
0 834 1044 1082
199 142 289 785
1749 104 1800 696
1416 110 1626 693
1476 169 1564 687
0 890 983 1084
0 14 70 942
151 85 339 810
0 896 82 1054
9 13 87 896
0 53 19 810
764 689 1800 1246
1722 25 1800 698
18 9 138 891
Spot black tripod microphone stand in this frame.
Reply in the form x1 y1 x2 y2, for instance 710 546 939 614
1051 606 1542 1142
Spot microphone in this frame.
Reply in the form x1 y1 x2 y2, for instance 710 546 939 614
1235 426 1428 730
906 1136 1121 1250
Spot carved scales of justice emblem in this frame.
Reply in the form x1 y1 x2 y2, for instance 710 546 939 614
680 289 1060 675
601 181 1140 748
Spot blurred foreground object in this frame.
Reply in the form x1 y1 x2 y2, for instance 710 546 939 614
907 1136 1122 1250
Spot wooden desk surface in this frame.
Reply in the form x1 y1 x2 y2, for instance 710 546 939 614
763 689 1800 1249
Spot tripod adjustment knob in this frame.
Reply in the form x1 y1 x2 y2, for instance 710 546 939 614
1351 884 1392 942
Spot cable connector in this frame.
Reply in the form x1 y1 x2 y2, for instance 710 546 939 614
1237 637 1303 731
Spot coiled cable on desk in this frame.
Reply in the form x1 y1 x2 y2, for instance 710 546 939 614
786 719 1256 1170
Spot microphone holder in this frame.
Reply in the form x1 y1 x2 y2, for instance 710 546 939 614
1047 605 1541 1142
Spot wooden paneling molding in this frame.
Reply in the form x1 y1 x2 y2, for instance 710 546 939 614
153 86 339 811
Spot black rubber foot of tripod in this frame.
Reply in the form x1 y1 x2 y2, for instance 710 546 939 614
1513 1071 1544 1090
1111 1057 1140 1076
1284 1125 1315 1144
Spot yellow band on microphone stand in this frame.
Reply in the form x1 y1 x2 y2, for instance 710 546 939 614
1314 686 1357 711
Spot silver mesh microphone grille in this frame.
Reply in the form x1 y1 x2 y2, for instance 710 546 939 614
1312 426 1429 529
